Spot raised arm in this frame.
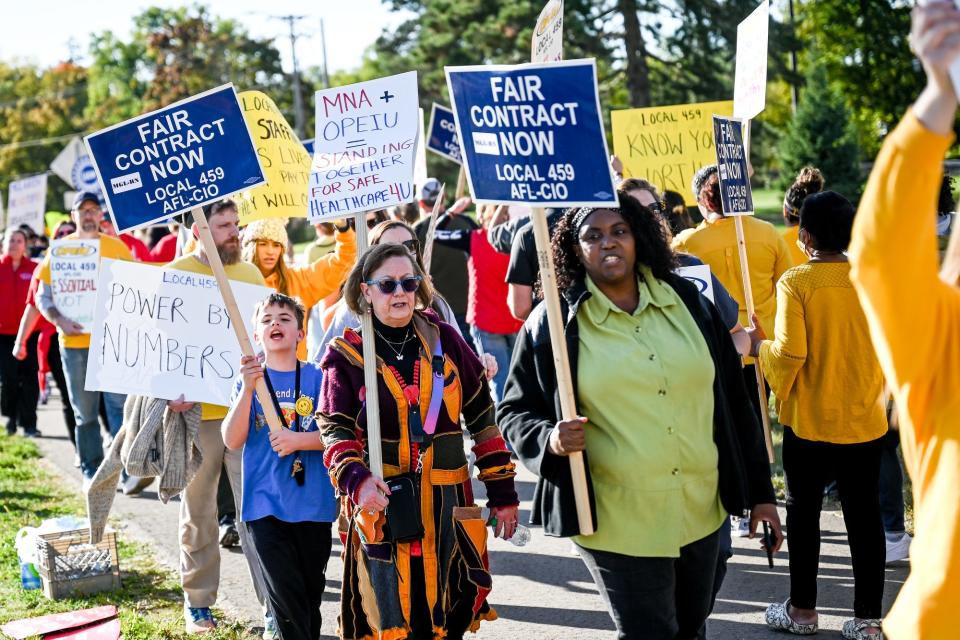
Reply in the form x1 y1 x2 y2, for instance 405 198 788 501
287 226 357 308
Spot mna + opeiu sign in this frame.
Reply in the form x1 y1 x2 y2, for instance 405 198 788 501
445 59 616 208
84 84 266 233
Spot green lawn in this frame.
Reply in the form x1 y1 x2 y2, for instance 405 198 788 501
0 436 254 639
753 188 786 231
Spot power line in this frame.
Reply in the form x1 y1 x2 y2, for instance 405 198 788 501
272 14 308 138
0 132 84 152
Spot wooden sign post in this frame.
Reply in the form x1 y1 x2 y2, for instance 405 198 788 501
354 212 384 479
455 167 467 200
191 206 283 433
421 184 446 274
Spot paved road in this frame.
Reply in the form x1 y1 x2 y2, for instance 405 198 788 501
31 395 908 639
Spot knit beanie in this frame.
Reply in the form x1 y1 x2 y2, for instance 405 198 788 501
242 218 289 262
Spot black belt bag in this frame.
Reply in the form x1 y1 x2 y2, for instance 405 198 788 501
384 472 424 542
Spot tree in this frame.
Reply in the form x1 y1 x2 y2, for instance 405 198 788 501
797 0 922 158
777 61 861 199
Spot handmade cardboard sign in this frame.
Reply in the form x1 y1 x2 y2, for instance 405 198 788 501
611 101 734 205
7 174 48 235
235 90 312 225
84 84 266 233
49 239 100 333
307 71 419 221
532 0 564 63
713 115 754 216
85 259 272 405
445 59 616 208
733 0 770 119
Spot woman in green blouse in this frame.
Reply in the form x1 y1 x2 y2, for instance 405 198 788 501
499 195 781 639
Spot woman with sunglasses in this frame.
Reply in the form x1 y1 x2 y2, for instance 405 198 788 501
498 194 781 640
315 220 459 359
241 216 356 360
317 242 519 639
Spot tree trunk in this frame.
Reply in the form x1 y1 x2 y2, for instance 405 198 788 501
619 0 651 107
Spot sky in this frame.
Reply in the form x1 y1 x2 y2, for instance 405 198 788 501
1 1 411 75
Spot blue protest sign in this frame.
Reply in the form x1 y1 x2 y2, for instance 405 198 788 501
84 84 266 233
445 59 616 208
712 115 754 216
426 103 461 165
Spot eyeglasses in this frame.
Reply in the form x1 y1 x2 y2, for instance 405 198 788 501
366 218 379 229
646 201 665 214
365 275 422 295
401 239 419 253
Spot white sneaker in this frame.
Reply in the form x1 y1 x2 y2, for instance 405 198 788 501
82 476 93 493
886 533 911 564
122 475 154 496
734 515 751 538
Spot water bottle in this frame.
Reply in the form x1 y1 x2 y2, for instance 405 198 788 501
487 515 531 547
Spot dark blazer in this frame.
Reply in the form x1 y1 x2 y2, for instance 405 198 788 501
497 273 776 538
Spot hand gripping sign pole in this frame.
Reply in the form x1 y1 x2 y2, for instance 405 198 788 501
527 0 593 536
191 206 283 433
354 212 384 480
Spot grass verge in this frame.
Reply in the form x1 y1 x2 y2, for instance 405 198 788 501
0 435 254 639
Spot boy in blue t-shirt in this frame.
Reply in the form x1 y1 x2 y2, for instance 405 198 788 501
223 292 335 640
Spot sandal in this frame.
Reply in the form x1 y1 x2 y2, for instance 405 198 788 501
842 619 883 639
765 599 818 635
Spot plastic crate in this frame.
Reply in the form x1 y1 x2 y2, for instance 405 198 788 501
35 527 121 600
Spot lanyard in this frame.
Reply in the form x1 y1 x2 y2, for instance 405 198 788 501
262 361 301 432
261 362 305 486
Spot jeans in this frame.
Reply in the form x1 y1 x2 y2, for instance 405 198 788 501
782 427 885 619
469 327 518 404
878 428 906 536
576 527 721 640
61 347 126 479
47 338 77 446
453 313 474 354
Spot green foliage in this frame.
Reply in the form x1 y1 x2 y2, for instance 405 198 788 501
777 62 862 199
798 0 923 158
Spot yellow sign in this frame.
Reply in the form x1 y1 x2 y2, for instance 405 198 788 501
235 91 311 225
611 100 734 205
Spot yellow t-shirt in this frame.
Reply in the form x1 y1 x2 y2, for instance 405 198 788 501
38 233 134 349
166 254 267 421
672 216 794 364
759 263 886 444
782 225 809 267
849 111 960 639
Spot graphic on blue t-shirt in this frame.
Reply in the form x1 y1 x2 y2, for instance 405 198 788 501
231 361 336 524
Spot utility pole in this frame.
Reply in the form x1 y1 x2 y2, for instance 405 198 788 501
788 0 799 114
320 18 330 89
274 14 307 138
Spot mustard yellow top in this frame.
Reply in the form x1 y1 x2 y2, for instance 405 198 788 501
38 233 134 349
166 254 266 421
849 111 960 639
758 263 886 444
672 216 794 363
574 272 725 557
782 224 809 267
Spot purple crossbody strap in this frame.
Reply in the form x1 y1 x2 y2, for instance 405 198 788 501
423 336 445 435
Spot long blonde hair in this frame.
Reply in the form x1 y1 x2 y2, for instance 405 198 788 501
249 242 291 295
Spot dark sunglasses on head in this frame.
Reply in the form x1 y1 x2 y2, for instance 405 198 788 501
365 275 422 295
401 239 420 253
647 201 665 214
366 218 379 229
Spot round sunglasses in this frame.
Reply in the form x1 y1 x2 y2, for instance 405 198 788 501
365 275 422 295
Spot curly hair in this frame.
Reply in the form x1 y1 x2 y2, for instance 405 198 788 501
784 166 825 223
544 192 677 296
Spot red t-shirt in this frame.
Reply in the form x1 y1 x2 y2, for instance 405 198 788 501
0 255 38 335
467 231 523 335
119 233 153 262
150 233 178 263
25 269 56 337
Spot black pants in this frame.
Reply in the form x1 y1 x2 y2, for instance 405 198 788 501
217 463 236 521
878 428 905 535
742 364 770 428
576 527 722 640
782 427 885 619
0 333 39 433
246 517 332 640
46 338 76 446
408 555 473 640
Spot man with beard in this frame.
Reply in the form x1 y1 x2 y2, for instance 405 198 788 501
163 199 270 634
36 192 134 484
